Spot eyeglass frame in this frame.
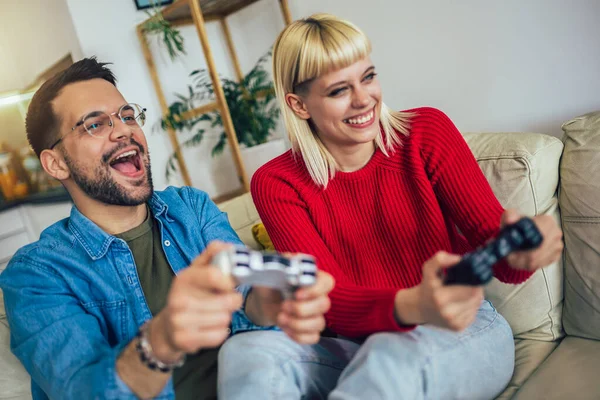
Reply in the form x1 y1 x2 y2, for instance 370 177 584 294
48 103 147 150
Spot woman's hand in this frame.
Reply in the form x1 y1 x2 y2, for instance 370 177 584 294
394 251 484 331
501 209 563 271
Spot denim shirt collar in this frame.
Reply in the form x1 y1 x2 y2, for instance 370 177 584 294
68 192 174 261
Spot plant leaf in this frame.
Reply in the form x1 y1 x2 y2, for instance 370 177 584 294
160 48 280 157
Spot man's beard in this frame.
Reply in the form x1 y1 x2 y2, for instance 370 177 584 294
62 141 154 206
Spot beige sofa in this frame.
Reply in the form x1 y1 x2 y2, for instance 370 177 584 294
1 111 599 399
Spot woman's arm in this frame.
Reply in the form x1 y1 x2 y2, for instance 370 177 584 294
417 107 533 283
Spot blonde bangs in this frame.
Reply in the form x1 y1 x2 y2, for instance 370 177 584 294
295 18 372 86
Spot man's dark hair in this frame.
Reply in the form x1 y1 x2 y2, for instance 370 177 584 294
26 57 117 157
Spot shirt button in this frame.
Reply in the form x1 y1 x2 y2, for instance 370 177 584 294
164 240 171 247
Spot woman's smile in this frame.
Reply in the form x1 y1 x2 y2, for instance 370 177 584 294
343 106 376 128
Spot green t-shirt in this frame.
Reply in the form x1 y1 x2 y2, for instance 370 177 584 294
117 209 220 400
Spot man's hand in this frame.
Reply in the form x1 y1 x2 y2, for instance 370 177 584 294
117 241 240 398
246 270 335 344
150 241 242 362
395 251 484 331
501 209 564 272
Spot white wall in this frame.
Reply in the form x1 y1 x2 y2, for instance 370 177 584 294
0 0 83 92
65 0 600 194
311 0 600 137
0 102 28 149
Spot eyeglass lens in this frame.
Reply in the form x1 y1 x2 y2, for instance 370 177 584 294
82 103 146 137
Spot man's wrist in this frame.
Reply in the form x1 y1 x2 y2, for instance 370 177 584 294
148 314 185 364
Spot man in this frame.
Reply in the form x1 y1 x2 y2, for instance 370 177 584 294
0 57 333 400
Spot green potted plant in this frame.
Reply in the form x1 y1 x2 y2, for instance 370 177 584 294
141 3 186 61
160 50 282 180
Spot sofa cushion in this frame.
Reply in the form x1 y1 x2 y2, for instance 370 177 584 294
464 133 564 342
513 336 600 399
217 193 262 250
0 319 31 400
252 223 275 251
494 339 558 400
560 111 600 341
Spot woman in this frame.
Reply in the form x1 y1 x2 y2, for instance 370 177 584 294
219 13 563 399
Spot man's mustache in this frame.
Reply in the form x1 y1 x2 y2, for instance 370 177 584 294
101 139 145 164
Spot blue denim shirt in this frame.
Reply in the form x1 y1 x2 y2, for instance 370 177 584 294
0 186 269 399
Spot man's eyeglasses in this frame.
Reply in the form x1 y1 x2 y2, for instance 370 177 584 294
49 103 147 150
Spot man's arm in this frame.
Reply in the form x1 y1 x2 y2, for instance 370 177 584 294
1 260 147 400
1 243 242 399
118 241 243 398
115 312 180 399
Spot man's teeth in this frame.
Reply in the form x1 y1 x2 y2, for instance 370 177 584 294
114 150 137 161
344 111 374 125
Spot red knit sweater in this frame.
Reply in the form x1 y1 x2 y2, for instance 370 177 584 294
251 107 532 338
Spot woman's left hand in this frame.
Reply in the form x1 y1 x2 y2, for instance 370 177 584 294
501 209 564 271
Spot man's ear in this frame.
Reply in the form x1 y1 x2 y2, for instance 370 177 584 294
284 93 311 120
39 149 70 181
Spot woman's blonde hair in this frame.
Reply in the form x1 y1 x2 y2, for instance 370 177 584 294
272 13 412 187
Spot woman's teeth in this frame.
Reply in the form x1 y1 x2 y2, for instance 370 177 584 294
344 110 374 125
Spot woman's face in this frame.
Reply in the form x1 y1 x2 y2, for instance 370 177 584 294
289 57 382 152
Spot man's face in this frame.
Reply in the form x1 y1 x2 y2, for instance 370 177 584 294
51 79 153 206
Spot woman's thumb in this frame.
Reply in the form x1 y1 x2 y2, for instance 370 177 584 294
501 209 521 228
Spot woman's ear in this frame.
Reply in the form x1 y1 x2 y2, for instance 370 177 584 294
285 93 311 120
39 149 71 181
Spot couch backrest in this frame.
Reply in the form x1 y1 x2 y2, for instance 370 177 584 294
464 133 565 342
560 111 600 341
217 192 262 250
0 287 4 320
0 319 31 399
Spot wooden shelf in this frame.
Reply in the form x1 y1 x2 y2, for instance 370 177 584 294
161 0 261 24
181 101 220 120
137 0 291 193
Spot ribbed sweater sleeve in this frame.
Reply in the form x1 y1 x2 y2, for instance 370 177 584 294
417 107 533 284
251 170 411 338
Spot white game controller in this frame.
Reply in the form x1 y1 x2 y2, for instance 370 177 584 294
212 246 318 297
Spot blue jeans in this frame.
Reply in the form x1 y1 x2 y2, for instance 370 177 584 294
218 300 514 400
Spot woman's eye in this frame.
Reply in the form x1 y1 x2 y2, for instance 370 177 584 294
329 87 347 97
364 72 377 81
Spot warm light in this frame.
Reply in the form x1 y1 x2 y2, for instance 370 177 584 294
0 91 35 107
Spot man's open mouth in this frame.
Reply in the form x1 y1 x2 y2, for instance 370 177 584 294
109 149 143 177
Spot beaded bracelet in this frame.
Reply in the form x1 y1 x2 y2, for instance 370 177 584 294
135 322 186 373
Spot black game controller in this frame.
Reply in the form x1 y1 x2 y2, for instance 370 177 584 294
444 217 543 286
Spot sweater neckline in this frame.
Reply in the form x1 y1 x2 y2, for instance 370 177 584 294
332 147 385 182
